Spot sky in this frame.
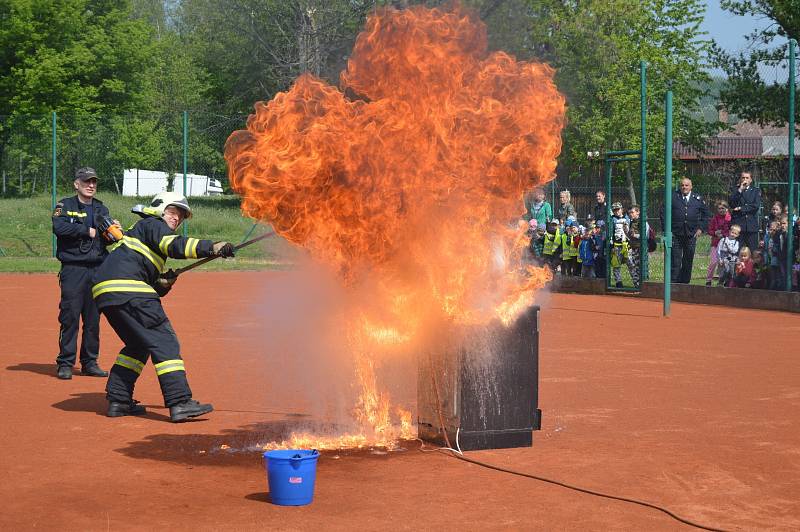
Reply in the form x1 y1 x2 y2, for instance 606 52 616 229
701 0 790 82
701 0 773 53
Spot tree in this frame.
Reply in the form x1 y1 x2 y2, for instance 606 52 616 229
0 0 161 192
712 0 799 126
175 0 380 115
520 0 715 196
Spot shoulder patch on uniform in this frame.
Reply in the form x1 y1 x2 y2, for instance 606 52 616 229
52 205 63 217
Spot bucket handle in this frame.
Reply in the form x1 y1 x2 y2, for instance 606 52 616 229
290 449 318 469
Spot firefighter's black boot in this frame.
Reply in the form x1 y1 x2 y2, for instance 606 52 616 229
81 363 108 377
107 400 147 417
57 365 73 380
169 399 213 422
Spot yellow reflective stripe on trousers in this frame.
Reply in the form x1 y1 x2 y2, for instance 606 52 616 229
122 235 165 271
183 238 200 259
154 359 185 376
114 354 145 374
159 234 179 256
92 279 157 298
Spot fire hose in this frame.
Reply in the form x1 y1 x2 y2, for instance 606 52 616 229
171 231 276 276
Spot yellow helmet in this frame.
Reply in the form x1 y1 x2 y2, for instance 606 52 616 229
142 191 193 219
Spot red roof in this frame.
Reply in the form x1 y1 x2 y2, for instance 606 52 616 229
674 137 763 160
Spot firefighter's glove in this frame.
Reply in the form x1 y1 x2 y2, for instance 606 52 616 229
157 269 178 288
212 241 235 257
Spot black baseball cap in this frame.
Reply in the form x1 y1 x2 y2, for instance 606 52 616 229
75 167 98 181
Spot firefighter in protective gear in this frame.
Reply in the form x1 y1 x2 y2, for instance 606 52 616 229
92 192 235 421
52 167 120 380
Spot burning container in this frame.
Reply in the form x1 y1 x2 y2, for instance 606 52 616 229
417 305 541 451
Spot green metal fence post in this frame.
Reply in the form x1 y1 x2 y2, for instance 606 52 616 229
786 39 796 292
183 110 189 237
640 61 648 283
664 90 673 317
51 111 57 257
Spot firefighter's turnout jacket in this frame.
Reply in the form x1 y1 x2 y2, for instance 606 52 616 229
53 195 111 264
92 216 215 309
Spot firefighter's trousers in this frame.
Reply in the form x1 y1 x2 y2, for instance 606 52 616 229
57 263 101 368
102 299 192 407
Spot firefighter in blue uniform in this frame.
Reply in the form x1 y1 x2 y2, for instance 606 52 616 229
92 192 235 421
52 167 119 380
661 177 710 284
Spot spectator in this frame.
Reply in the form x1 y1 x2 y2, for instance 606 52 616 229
769 216 788 290
767 201 783 225
557 190 576 224
626 205 649 288
793 218 800 291
706 200 731 286
661 178 710 284
578 222 598 278
595 219 607 279
729 171 761 253
751 250 768 289
765 220 779 288
560 220 580 276
610 202 634 288
717 224 741 287
593 190 608 226
527 219 545 264
541 218 562 273
732 247 755 288
522 187 553 228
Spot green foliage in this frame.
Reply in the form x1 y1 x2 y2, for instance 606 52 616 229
712 0 798 126
522 0 716 182
0 193 298 271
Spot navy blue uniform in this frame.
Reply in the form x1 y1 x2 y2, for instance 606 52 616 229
52 196 111 370
661 191 710 284
729 185 761 253
92 216 214 407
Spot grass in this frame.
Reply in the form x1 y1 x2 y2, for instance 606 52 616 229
0 193 721 283
0 193 299 273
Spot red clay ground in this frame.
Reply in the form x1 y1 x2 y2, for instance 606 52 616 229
1 271 799 531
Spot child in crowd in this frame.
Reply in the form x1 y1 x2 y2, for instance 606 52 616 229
764 220 777 286
626 205 647 288
609 202 631 288
527 219 544 265
706 200 731 286
793 218 800 291
732 246 755 288
541 218 562 273
578 221 597 278
751 250 768 289
769 216 788 290
560 220 580 276
717 224 741 287
594 219 607 278
768 201 783 224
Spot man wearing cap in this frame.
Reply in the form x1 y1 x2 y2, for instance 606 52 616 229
52 167 120 380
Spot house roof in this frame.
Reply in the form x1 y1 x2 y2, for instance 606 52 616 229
676 120 798 160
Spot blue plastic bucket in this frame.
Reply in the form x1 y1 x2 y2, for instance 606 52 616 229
263 449 319 506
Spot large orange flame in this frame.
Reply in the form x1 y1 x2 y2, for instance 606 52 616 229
226 5 564 450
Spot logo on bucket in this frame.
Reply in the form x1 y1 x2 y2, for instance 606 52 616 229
289 477 303 484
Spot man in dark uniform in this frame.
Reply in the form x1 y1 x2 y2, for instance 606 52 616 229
729 171 761 253
91 191 235 421
662 178 710 284
52 167 120 380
